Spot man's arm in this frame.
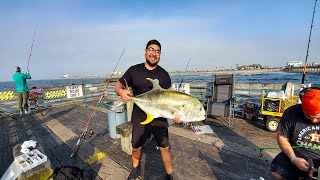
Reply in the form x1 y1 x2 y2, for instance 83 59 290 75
25 70 31 79
277 133 309 171
115 81 131 102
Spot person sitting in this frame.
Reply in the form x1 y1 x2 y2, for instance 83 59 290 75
271 87 320 179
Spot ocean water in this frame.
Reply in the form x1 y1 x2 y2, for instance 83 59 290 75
1 71 319 92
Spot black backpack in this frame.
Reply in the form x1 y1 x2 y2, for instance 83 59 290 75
48 166 93 180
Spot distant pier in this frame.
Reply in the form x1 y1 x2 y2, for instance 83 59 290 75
169 68 282 76
287 66 320 74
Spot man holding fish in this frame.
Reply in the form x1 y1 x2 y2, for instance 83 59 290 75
115 39 205 180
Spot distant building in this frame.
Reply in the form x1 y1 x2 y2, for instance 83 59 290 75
63 74 69 78
112 72 123 76
311 62 320 66
287 61 302 68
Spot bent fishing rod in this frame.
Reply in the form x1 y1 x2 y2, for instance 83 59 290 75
70 48 125 158
301 0 317 85
178 57 191 91
27 25 37 72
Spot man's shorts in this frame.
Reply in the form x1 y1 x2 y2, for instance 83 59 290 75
131 122 169 148
271 152 318 179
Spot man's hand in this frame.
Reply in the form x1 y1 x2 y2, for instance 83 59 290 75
26 70 29 74
292 157 309 172
120 89 132 102
173 117 185 124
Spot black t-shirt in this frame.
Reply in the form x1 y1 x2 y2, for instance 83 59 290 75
278 104 320 160
118 63 171 126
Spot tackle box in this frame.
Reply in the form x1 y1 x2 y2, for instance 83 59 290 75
14 149 47 172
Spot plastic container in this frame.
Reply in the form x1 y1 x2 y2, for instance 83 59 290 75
106 101 128 139
0 149 47 180
15 149 48 172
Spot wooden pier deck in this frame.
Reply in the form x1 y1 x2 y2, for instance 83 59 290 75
0 103 279 180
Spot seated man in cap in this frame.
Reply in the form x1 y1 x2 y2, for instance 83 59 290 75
12 66 32 115
271 87 320 179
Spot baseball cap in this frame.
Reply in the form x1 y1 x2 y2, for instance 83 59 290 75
146 39 161 51
302 89 320 116
14 66 21 72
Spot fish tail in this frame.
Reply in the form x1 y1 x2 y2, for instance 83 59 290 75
140 112 154 125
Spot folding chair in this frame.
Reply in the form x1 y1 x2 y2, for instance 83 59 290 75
207 74 235 127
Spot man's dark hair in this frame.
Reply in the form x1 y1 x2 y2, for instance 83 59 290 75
146 39 161 51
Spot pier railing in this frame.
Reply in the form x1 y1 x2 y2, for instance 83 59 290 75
0 81 302 115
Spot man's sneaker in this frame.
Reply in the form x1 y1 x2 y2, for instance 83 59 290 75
166 173 173 180
19 110 23 115
127 164 141 180
24 110 30 115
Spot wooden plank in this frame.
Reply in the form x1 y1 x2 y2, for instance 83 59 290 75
187 82 210 88
234 90 261 96
235 83 301 91
235 83 283 90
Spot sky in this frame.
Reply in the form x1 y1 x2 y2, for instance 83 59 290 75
0 0 319 81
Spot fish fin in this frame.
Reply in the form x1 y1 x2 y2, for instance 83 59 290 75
127 87 133 122
140 112 154 125
146 78 162 90
124 78 129 89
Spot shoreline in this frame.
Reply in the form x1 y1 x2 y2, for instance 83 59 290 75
169 68 283 76
62 68 284 79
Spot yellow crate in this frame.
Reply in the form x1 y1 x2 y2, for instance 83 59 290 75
261 95 299 117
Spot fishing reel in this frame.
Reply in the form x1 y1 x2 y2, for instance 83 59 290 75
88 129 94 137
299 86 320 100
303 158 320 180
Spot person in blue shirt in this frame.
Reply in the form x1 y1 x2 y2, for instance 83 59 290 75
12 66 31 115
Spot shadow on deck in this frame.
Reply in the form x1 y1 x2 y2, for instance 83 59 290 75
0 104 279 180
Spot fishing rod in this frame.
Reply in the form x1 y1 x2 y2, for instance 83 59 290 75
255 145 308 161
256 145 320 179
301 0 318 85
70 48 125 158
178 57 191 91
27 25 37 72
255 145 308 151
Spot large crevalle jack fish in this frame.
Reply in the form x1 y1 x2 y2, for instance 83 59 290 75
129 78 206 125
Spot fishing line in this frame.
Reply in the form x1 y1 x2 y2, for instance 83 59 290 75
178 57 191 91
301 0 318 85
27 25 37 71
70 48 125 158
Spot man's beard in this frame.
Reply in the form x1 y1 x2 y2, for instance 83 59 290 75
146 59 158 67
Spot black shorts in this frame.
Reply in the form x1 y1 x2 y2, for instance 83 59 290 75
271 152 319 179
131 122 169 148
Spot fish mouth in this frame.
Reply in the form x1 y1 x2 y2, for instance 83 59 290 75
192 116 206 121
199 115 206 120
